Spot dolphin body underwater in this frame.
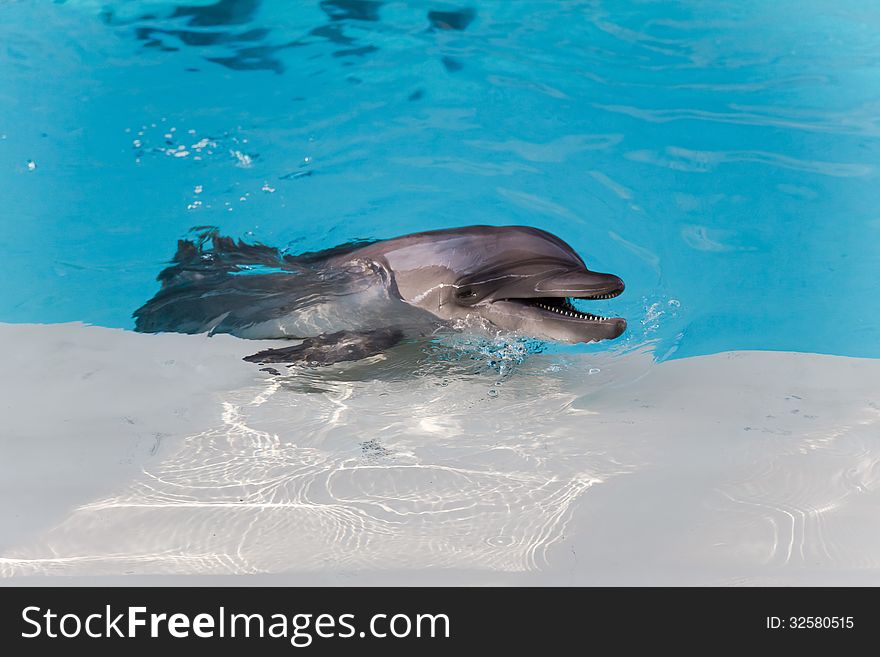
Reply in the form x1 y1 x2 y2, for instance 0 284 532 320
134 226 626 365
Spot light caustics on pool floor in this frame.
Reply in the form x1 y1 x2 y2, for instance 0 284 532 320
1 325 879 583
0 344 645 577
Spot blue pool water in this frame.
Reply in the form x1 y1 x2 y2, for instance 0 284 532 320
2 0 879 360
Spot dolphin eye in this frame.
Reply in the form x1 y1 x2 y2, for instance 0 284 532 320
455 287 477 299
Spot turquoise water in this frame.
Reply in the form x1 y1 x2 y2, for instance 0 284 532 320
2 0 879 360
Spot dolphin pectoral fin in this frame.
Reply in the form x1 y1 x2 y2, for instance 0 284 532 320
243 329 405 366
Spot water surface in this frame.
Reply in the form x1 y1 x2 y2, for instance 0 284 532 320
2 0 879 359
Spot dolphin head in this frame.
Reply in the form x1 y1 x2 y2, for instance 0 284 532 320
341 225 626 343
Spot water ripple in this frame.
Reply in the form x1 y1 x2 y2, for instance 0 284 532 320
625 146 873 177
596 103 880 137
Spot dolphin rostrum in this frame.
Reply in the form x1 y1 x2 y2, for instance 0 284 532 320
134 225 626 364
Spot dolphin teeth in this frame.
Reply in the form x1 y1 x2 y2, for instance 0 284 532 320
585 291 620 301
531 298 614 322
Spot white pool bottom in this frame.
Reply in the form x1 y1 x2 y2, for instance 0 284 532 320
1 322 878 586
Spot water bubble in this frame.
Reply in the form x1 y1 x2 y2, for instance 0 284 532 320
26 160 36 171
194 185 203 194
642 301 663 333
261 182 276 193
231 150 253 168
487 388 499 398
588 368 600 375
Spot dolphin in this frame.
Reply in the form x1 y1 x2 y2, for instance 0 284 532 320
134 225 626 364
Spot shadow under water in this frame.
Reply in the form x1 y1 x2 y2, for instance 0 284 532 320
99 0 479 73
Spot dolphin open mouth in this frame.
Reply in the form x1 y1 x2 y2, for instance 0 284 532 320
500 286 624 323
526 292 621 322
494 273 626 325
